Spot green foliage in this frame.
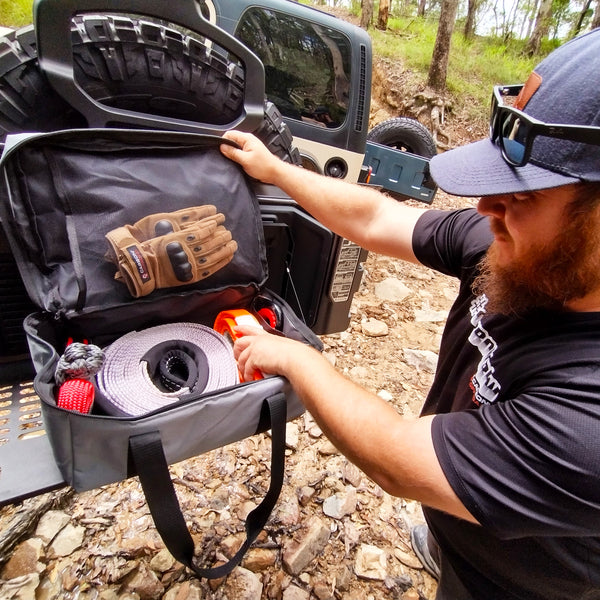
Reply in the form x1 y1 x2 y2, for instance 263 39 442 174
0 0 32 27
350 12 542 124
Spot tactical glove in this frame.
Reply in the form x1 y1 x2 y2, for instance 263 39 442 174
121 205 222 241
106 217 237 297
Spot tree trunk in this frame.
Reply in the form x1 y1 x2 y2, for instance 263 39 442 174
463 0 478 39
377 0 391 30
427 0 459 92
524 0 553 55
417 0 427 17
360 0 374 29
570 0 593 37
592 0 600 29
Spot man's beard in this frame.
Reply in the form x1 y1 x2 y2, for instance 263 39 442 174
472 204 600 316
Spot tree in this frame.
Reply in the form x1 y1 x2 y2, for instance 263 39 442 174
427 0 459 91
360 0 374 29
377 0 391 29
570 0 593 37
417 0 428 17
463 0 480 39
592 0 600 28
524 0 553 54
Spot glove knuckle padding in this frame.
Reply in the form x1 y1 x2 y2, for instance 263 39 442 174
130 205 218 240
105 213 238 297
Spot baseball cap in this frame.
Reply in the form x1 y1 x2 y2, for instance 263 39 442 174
429 28 600 197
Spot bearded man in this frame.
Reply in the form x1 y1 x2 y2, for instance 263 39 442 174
220 28 600 600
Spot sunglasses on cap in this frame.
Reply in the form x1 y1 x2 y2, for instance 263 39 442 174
490 84 600 167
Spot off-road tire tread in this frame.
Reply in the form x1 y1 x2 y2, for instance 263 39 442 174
0 16 300 163
367 117 437 159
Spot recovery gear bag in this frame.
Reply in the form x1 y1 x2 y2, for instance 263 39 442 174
0 127 322 578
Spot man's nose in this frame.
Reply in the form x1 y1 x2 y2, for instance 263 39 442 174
477 195 508 218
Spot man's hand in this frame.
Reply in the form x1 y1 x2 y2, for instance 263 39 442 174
232 324 313 383
220 131 283 184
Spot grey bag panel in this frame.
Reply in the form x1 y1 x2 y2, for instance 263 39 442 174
1 130 268 313
24 289 315 492
39 368 302 491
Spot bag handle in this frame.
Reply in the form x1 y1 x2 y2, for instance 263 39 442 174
33 0 265 135
128 393 287 579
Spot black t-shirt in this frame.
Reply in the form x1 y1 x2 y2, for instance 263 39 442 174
412 208 600 600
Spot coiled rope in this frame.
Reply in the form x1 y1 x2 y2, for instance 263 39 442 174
96 322 239 416
55 342 106 384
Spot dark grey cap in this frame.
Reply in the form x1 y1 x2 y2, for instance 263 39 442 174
429 28 600 197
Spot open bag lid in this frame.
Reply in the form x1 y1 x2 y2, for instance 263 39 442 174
0 129 268 316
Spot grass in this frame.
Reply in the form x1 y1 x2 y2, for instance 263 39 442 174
0 0 32 27
363 13 543 123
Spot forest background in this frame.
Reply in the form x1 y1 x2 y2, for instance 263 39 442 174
2 0 599 129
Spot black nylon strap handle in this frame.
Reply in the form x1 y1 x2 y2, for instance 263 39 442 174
128 393 287 579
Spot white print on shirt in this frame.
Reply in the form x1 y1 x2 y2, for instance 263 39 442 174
468 294 501 406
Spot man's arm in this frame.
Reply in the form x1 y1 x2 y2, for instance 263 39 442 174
220 131 427 264
233 326 479 524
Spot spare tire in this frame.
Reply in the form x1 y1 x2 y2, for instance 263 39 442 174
0 16 300 164
367 117 437 159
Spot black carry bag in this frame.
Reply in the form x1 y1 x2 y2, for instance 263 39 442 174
0 127 322 578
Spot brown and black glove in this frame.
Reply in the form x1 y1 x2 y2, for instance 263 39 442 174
105 207 237 298
117 205 222 241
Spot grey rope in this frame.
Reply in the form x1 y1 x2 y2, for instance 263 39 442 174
55 342 106 385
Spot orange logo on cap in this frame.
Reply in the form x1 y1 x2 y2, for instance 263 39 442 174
515 72 542 110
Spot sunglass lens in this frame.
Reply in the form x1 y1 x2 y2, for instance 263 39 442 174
500 112 529 165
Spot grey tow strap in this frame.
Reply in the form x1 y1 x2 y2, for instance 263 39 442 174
96 323 239 416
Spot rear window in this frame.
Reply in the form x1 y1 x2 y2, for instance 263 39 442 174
236 8 351 129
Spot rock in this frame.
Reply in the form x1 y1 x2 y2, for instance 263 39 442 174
394 547 423 570
0 574 40 600
377 389 394 401
298 486 316 507
354 544 387 581
361 318 389 337
149 548 176 573
414 307 448 322
334 565 353 592
48 524 85 557
343 521 360 552
322 487 357 520
282 584 310 600
1 538 44 579
285 422 300 450
162 581 203 600
35 510 70 544
374 278 412 302
342 462 363 487
313 579 335 600
322 351 337 366
121 563 164 599
318 441 338 456
348 365 369 380
242 548 278 571
385 574 414 593
221 567 263 600
274 496 301 527
283 517 331 575
403 348 438 373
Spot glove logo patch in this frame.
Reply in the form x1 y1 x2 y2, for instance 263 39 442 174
126 245 151 283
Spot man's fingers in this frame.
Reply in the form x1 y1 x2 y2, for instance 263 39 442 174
222 130 252 145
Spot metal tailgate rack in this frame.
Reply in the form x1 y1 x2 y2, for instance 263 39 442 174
0 381 66 505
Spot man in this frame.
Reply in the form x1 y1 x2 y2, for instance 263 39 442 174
220 28 600 599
